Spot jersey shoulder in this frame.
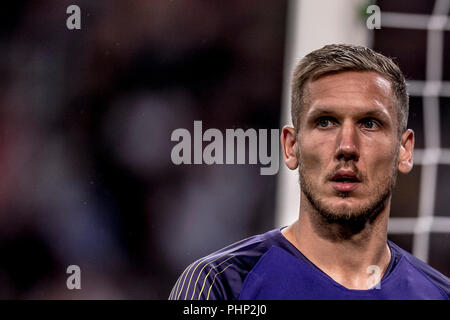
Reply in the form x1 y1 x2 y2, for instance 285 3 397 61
389 240 450 298
169 229 281 300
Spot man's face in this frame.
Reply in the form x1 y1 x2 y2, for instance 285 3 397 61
296 71 401 222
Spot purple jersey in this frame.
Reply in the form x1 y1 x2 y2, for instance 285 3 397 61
169 228 449 300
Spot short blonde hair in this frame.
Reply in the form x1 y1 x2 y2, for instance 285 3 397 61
291 44 409 137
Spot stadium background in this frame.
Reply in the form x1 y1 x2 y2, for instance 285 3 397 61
0 0 448 299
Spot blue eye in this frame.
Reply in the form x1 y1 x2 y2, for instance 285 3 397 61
318 119 329 127
361 119 379 129
364 121 374 128
317 118 333 128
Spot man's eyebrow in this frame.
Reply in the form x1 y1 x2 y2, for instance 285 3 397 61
358 109 391 121
305 108 335 119
305 107 391 121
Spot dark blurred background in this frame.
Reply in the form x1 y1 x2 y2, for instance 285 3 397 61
0 0 448 299
0 0 286 298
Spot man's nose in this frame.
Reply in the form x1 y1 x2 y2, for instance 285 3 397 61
335 123 360 162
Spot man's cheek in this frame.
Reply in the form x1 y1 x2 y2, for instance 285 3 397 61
367 155 397 186
298 148 324 172
373 146 397 169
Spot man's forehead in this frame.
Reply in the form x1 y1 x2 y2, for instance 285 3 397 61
303 71 397 118
307 71 392 96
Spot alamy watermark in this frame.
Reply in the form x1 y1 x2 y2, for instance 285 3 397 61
66 5 81 30
366 265 381 289
66 265 81 290
170 121 280 175
366 5 381 30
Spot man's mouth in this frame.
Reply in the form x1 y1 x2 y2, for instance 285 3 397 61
330 170 361 193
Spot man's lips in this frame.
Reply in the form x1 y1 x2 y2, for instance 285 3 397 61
331 181 360 192
329 170 361 193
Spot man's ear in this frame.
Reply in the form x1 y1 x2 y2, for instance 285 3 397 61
398 129 414 174
281 125 299 170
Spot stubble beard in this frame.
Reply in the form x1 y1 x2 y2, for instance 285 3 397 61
297 148 399 233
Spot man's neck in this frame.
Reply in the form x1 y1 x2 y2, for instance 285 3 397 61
281 195 392 290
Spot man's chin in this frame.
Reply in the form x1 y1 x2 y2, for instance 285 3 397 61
332 196 368 211
317 202 369 222
310 194 387 224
